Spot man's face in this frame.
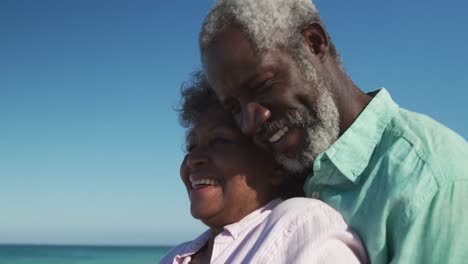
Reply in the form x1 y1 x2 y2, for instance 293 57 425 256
203 26 340 174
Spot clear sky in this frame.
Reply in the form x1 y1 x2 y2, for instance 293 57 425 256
0 0 466 246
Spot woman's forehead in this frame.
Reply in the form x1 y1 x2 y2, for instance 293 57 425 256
188 107 241 140
188 122 239 141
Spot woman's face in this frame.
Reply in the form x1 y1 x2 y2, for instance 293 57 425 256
180 104 282 229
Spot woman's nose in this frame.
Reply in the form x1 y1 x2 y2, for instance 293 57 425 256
180 148 209 180
184 148 209 168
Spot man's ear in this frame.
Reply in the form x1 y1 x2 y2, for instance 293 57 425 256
303 22 330 62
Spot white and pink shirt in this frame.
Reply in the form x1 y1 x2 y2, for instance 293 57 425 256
160 198 367 263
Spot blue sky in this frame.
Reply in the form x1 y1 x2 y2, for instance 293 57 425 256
0 0 466 246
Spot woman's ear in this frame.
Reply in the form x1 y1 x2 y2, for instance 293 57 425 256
270 166 287 186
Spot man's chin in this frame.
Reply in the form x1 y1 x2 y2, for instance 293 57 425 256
269 126 306 155
274 149 315 175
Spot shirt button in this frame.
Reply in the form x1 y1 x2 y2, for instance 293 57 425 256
312 191 320 199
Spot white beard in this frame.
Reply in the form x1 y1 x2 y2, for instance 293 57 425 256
274 88 340 174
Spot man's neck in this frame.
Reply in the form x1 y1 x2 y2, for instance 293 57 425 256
330 67 372 136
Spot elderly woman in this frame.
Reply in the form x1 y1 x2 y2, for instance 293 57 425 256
160 72 367 264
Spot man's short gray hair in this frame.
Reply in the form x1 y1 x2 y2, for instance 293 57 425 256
200 0 341 78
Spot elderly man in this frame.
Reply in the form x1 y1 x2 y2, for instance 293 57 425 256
198 0 468 263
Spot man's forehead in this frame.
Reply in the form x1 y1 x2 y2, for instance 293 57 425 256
207 54 279 99
208 25 252 52
204 26 256 71
204 26 285 102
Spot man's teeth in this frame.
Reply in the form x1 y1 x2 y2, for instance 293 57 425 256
191 179 219 189
268 126 289 143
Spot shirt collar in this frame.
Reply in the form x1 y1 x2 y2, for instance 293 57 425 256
223 198 282 239
177 229 212 258
177 198 282 258
323 88 398 183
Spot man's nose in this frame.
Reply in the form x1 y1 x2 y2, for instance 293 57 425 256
240 102 271 136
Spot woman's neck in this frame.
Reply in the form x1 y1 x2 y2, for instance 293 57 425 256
191 231 216 263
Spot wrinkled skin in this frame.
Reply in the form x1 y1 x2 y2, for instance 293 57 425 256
180 104 284 230
202 24 371 173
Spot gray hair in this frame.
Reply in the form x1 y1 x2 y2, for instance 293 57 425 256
200 0 341 80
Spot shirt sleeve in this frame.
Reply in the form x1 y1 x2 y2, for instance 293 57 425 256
392 181 468 263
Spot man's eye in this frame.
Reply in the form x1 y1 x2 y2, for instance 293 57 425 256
255 79 273 95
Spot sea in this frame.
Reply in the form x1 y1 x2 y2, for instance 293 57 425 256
0 244 172 264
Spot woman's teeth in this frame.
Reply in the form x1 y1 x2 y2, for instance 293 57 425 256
268 126 289 143
191 179 219 189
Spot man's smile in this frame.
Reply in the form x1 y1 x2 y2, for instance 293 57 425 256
268 126 289 143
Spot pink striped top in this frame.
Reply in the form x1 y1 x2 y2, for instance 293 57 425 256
159 198 367 263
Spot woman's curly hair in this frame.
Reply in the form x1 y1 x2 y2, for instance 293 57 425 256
177 70 220 130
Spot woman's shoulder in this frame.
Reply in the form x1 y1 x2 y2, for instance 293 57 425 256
267 197 347 229
253 198 367 263
273 197 326 211
159 242 191 264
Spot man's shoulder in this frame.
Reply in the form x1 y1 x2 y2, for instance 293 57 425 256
390 108 465 148
379 107 467 183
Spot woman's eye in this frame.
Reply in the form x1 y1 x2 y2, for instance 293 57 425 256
231 104 241 115
211 137 232 146
186 144 196 153
226 101 241 115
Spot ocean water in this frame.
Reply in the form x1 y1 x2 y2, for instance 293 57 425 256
0 245 172 264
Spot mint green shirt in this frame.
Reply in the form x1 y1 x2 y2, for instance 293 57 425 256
304 89 468 263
